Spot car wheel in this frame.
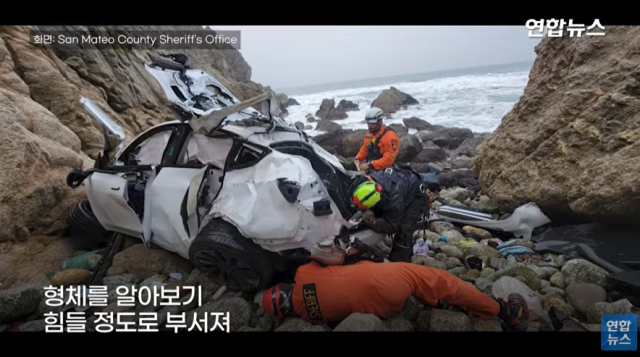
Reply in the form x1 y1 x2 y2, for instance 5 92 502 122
68 199 109 250
189 219 276 293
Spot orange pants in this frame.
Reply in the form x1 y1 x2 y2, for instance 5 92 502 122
291 260 500 324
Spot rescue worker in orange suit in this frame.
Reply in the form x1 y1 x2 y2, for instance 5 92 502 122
349 168 427 262
354 107 400 172
257 260 529 331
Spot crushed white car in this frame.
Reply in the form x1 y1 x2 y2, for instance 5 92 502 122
66 55 386 292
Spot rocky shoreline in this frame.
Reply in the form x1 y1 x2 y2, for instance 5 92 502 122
2 212 637 332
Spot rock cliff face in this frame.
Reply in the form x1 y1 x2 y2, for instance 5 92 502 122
0 26 285 242
473 26 640 223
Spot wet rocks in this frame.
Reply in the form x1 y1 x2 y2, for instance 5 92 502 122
110 244 193 278
274 318 327 332
411 256 447 270
0 285 43 324
333 313 386 331
418 127 474 149
561 259 608 287
402 117 432 131
315 119 343 133
586 300 634 324
384 316 414 331
565 283 607 317
438 244 465 260
417 309 471 331
549 272 566 289
315 98 348 120
493 265 541 291
370 87 419 114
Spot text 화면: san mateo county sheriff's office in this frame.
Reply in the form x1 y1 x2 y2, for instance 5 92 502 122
31 30 241 50
42 284 230 332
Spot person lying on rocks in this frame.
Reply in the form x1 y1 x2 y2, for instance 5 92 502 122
256 260 529 331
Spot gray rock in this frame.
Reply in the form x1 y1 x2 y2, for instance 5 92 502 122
439 187 470 203
540 280 550 289
429 221 455 234
561 259 608 287
441 230 464 242
540 286 566 297
467 244 502 260
0 285 43 324
493 264 542 291
448 267 467 276
475 277 493 292
411 256 447 270
470 316 502 331
399 296 420 321
275 318 326 332
542 292 576 318
586 300 634 324
333 313 385 331
529 266 560 280
384 316 414 331
435 253 448 262
549 272 566 289
17 319 46 331
418 309 472 331
445 257 463 269
103 274 139 291
565 283 607 316
489 257 507 270
439 244 465 259
538 314 555 331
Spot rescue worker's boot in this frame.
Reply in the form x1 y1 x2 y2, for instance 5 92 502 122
496 293 529 332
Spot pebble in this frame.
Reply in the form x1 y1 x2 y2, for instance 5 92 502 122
50 269 92 286
549 272 566 289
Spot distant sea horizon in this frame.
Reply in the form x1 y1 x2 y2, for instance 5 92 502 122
276 60 534 96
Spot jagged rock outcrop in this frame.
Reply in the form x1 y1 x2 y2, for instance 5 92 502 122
473 26 640 223
315 98 348 120
337 99 359 112
371 86 419 114
403 117 432 131
0 25 286 242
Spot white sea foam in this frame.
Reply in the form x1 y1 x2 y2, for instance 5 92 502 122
282 71 530 136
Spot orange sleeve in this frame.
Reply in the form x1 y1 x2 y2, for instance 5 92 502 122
404 264 501 320
371 130 400 170
354 135 369 161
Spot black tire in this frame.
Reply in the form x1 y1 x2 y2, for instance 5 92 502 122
189 219 276 293
68 200 109 250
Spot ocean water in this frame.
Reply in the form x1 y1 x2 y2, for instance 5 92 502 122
278 61 533 136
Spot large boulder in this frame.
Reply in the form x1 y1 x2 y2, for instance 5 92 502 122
371 86 419 114
418 127 474 149
473 26 640 222
315 98 348 120
403 117 432 131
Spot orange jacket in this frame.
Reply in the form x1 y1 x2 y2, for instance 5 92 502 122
354 125 400 170
291 260 500 324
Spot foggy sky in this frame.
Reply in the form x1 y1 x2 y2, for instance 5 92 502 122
210 26 541 90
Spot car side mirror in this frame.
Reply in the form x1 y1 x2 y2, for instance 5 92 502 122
79 97 126 162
